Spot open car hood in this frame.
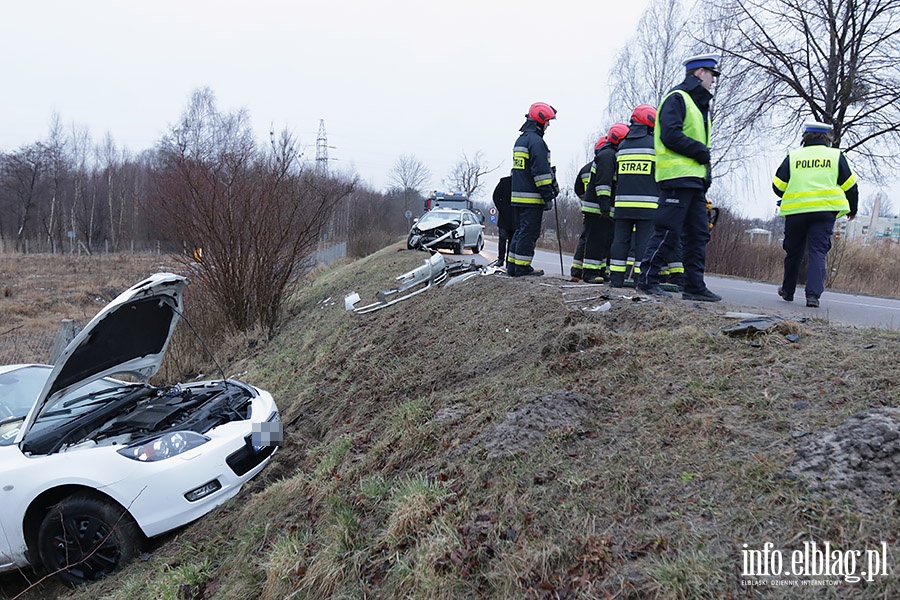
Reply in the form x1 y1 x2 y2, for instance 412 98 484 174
15 272 188 442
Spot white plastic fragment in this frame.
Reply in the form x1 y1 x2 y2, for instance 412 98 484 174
584 301 612 313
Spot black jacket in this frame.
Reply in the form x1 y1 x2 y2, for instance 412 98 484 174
492 175 517 230
586 142 618 215
575 160 593 201
657 74 713 190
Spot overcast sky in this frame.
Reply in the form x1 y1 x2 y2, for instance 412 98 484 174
1 0 854 220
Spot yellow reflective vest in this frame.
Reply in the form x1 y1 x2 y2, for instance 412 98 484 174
654 90 710 182
773 145 854 217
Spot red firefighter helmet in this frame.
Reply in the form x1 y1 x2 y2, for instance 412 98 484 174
607 122 630 145
631 104 657 127
527 102 557 125
594 135 608 150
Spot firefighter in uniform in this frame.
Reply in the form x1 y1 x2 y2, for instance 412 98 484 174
609 105 658 288
772 121 858 307
581 123 630 283
508 102 558 277
639 54 721 301
571 136 606 281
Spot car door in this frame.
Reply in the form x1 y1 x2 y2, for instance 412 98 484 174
461 212 475 246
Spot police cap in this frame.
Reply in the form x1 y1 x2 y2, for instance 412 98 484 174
683 54 721 76
803 121 833 134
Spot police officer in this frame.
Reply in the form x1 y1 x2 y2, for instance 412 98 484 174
772 121 859 307
582 123 629 283
571 136 606 281
609 105 657 288
638 54 721 301
508 102 558 277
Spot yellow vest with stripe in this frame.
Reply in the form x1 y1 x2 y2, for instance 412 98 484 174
654 90 710 182
775 145 851 217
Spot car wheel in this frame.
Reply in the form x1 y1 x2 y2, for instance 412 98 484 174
454 238 464 254
38 494 142 587
473 234 484 254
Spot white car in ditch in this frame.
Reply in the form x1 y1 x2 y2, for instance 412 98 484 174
0 273 280 586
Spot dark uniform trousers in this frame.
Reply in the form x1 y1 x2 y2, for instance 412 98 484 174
571 216 590 278
781 212 835 299
572 214 614 278
610 219 653 285
640 188 710 294
508 205 544 275
590 216 615 275
498 227 515 265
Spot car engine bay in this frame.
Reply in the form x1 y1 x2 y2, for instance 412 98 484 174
22 380 257 455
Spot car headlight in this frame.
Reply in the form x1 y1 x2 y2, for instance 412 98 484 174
117 431 210 462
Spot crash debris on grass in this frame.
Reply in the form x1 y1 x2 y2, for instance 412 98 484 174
343 252 502 314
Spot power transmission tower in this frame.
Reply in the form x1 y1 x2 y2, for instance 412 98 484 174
316 119 328 176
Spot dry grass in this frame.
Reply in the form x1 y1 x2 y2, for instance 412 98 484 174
4 245 900 600
707 223 900 299
0 253 181 364
0 252 258 380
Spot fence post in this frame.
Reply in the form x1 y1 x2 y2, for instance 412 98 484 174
49 319 77 363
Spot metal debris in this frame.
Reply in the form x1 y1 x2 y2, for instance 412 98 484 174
344 253 494 314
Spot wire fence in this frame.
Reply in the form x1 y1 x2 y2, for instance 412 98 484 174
0 242 347 368
0 320 86 366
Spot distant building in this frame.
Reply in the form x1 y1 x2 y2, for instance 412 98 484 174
842 215 900 243
745 227 772 243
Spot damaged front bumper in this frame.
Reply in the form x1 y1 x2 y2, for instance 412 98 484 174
407 222 462 251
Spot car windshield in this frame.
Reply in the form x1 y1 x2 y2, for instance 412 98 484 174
418 211 461 227
0 365 123 421
0 365 127 446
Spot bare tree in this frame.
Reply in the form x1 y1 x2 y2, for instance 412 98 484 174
68 124 93 252
388 154 430 214
43 114 68 253
346 186 408 257
443 151 498 200
96 133 134 252
144 88 355 335
861 191 895 217
607 0 689 120
606 2 743 168
0 144 48 252
706 0 900 179
606 0 753 207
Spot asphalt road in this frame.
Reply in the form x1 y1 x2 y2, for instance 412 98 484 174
457 239 900 331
